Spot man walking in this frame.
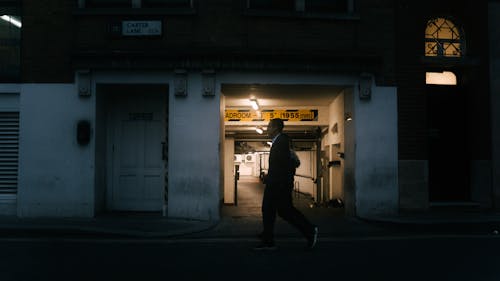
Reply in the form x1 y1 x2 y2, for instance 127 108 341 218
255 118 318 250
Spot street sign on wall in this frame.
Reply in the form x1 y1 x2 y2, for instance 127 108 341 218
122 21 162 36
110 20 162 37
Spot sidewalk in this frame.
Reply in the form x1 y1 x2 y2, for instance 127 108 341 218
1 201 499 239
0 213 217 238
189 203 500 240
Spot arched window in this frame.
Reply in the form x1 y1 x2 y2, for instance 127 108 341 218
425 17 464 57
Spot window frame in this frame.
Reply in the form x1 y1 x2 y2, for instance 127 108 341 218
424 17 465 58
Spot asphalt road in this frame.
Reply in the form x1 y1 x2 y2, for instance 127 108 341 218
1 235 499 281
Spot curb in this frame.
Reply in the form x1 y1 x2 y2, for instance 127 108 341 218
0 220 220 238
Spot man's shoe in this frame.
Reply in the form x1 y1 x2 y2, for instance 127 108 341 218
253 241 277 251
307 226 318 249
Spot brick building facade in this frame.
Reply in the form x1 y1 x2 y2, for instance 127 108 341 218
0 0 498 219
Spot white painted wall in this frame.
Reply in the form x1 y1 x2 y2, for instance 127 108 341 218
90 71 221 220
219 94 226 203
325 92 345 200
94 87 107 214
168 72 220 220
238 160 253 176
237 154 259 176
18 84 95 217
12 72 222 220
354 85 399 218
224 138 235 204
294 150 315 196
8 70 401 219
344 89 356 215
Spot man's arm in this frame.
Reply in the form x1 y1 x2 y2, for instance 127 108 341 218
269 134 291 183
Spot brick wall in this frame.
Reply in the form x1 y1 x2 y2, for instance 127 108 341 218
20 0 491 160
395 0 491 160
21 0 76 82
22 0 397 83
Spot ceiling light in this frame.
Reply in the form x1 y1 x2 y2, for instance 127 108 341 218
345 113 353 122
250 99 259 110
1 15 22 28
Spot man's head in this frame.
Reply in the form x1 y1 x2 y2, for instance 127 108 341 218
267 118 284 138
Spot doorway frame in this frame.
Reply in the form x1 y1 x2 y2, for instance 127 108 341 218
95 82 169 214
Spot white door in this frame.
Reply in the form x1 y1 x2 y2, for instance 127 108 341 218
109 92 166 211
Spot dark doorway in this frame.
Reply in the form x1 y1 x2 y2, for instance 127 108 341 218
427 85 470 202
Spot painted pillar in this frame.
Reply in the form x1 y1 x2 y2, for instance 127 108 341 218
353 78 399 218
224 137 235 204
168 71 221 220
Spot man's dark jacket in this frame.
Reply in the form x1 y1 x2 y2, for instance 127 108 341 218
266 133 294 186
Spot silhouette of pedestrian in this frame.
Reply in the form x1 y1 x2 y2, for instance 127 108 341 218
254 118 318 250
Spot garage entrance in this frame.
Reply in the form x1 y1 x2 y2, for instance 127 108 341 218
222 83 349 216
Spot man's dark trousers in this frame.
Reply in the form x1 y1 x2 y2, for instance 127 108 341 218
262 182 314 242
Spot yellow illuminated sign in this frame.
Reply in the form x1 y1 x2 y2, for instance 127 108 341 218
225 109 318 122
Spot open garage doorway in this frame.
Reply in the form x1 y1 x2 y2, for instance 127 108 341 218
221 83 349 219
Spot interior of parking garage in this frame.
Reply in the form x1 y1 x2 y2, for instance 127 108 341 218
221 83 349 218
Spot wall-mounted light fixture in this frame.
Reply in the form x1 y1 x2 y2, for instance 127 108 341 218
250 99 259 110
345 113 353 122
77 70 91 97
202 69 215 96
174 69 187 96
359 73 372 100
